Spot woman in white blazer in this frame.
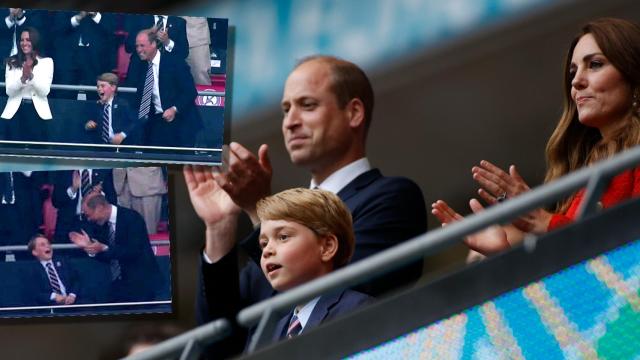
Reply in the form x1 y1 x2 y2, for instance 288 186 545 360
1 27 53 143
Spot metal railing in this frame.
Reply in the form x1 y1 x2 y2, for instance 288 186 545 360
125 144 640 359
0 82 225 97
0 240 170 253
125 319 232 360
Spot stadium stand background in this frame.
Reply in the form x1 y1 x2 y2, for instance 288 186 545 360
0 0 639 359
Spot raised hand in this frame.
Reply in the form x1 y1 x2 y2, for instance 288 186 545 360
72 170 81 192
212 142 272 225
184 165 241 227
472 161 531 203
21 60 33 83
431 199 510 256
157 29 170 46
69 229 92 248
472 160 552 233
184 165 242 262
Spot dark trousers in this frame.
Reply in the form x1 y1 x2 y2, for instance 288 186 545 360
4 100 49 143
144 112 182 148
110 278 157 303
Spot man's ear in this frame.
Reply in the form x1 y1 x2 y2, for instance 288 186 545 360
319 234 339 263
345 98 365 130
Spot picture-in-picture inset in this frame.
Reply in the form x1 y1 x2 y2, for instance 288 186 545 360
0 166 172 318
0 9 227 164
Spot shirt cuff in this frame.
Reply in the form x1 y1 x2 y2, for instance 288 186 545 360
92 12 102 23
15 16 25 26
50 292 56 301
164 39 175 52
67 187 77 199
4 16 13 28
202 250 214 264
71 15 80 27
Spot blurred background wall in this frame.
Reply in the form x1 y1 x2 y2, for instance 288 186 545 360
1 0 639 358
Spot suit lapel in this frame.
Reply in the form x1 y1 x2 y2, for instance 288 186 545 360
110 97 120 132
158 54 166 103
114 207 123 244
37 263 49 288
167 16 175 35
272 312 293 341
54 259 67 285
304 290 344 332
271 291 344 341
336 169 382 203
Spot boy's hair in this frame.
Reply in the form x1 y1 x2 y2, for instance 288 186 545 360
256 188 355 269
27 233 48 252
97 72 119 87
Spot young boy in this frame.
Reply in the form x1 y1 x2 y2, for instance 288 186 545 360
84 72 141 146
195 184 372 353
27 234 79 306
256 188 372 340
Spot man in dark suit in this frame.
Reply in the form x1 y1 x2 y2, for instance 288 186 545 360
84 72 142 147
27 234 79 306
133 28 201 148
51 11 115 88
51 168 116 244
187 56 426 356
124 14 188 86
0 171 45 247
69 193 161 303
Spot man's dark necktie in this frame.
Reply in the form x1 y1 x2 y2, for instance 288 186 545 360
101 103 110 144
138 62 154 120
0 172 15 204
81 169 91 198
107 222 121 281
46 262 62 294
286 314 302 338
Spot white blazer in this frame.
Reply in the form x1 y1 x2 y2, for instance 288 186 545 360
1 56 53 120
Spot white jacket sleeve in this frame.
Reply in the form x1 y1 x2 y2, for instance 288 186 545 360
30 57 53 97
4 64 25 97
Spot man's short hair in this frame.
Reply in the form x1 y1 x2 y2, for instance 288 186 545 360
256 188 355 269
97 72 119 87
27 234 48 252
296 55 375 133
84 193 110 210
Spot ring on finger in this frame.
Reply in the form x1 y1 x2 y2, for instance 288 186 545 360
496 192 507 203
